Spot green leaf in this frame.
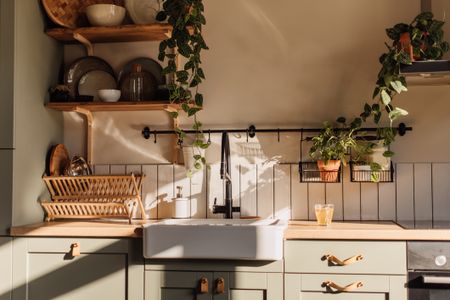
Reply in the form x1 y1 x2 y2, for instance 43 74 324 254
197 68 205 79
388 107 408 121
193 155 202 160
187 107 201 117
336 117 346 124
383 150 395 158
168 111 179 119
195 93 203 107
372 87 380 99
381 90 391 106
181 103 190 113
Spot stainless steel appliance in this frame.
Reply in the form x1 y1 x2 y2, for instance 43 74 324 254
400 221 450 300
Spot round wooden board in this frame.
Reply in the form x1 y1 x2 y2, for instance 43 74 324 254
49 144 70 176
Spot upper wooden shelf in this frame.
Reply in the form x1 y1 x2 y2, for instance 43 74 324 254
46 23 174 43
46 101 180 112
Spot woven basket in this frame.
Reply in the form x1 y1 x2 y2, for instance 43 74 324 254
42 0 125 28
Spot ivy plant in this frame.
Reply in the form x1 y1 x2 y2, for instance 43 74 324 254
309 117 361 166
158 0 209 170
361 11 448 156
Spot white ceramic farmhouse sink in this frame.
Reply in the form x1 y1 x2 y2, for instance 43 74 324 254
143 219 287 260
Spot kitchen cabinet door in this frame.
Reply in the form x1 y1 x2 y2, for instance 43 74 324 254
227 272 283 300
145 271 213 300
0 0 15 148
0 150 13 235
146 270 283 300
12 238 144 300
0 237 12 300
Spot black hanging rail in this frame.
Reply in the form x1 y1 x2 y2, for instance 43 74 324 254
142 123 412 142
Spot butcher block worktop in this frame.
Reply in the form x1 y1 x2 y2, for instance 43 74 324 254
286 221 450 240
9 220 450 240
9 220 155 238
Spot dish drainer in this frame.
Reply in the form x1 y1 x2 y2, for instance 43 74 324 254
41 174 146 222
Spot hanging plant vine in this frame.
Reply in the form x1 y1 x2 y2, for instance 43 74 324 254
360 11 449 155
158 0 209 170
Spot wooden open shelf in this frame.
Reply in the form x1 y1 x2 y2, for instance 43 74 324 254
46 23 176 43
46 101 181 112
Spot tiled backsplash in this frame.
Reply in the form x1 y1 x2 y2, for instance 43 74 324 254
93 162 450 222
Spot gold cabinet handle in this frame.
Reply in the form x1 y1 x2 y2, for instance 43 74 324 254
70 243 81 257
215 277 225 294
324 254 363 266
199 277 209 294
323 280 364 292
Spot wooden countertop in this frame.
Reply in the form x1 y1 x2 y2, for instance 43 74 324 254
286 221 450 241
9 220 156 238
10 220 450 240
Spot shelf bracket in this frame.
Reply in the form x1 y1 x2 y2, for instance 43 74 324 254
74 107 94 165
73 32 94 56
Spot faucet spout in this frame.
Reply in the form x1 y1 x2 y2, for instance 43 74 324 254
213 132 240 219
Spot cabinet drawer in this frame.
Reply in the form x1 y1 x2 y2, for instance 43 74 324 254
285 240 406 274
25 238 128 254
301 274 389 293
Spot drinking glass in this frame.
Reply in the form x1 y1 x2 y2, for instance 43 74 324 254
314 204 334 226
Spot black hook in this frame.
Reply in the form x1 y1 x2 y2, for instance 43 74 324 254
248 125 256 138
207 130 211 145
154 130 157 143
398 123 407 136
142 127 151 139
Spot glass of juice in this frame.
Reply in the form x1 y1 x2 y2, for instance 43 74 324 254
314 204 334 226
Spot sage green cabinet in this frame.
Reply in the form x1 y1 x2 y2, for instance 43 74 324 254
12 238 144 300
284 240 407 300
0 0 15 149
145 270 282 300
285 273 406 300
0 237 12 300
145 260 283 300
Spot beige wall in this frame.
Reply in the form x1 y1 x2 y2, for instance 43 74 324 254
12 0 63 227
63 0 450 166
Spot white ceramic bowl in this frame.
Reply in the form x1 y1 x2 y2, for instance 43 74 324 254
86 4 126 27
98 89 121 102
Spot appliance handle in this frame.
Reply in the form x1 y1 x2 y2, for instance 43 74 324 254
423 276 450 284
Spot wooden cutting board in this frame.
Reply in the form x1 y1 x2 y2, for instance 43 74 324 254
48 144 70 176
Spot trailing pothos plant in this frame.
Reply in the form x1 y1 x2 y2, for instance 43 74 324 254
158 0 209 170
360 11 449 156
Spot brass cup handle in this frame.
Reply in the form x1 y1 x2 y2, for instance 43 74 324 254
199 277 209 294
324 254 364 266
216 277 225 294
323 280 364 292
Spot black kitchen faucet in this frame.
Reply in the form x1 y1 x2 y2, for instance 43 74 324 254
213 132 240 218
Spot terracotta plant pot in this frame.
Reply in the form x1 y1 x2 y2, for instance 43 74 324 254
399 32 415 61
317 160 341 182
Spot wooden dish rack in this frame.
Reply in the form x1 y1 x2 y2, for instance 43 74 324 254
41 174 146 222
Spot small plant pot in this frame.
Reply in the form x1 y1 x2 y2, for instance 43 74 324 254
317 160 341 182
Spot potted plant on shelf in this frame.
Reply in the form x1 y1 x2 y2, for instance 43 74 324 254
361 12 449 158
158 0 209 171
309 117 360 182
